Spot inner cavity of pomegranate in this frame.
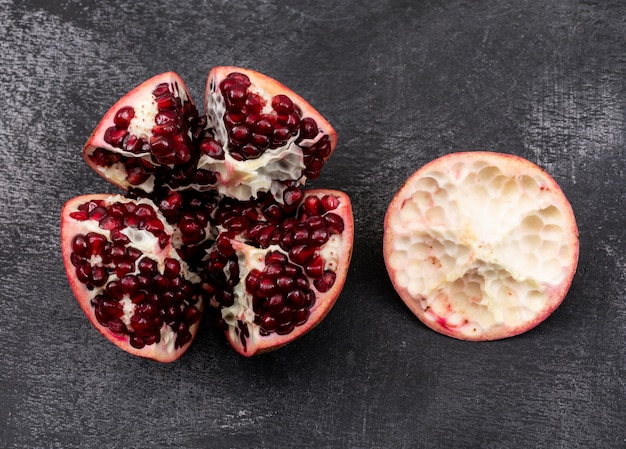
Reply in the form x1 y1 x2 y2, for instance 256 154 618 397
67 196 201 350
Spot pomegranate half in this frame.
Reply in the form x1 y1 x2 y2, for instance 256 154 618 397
383 152 579 340
62 67 353 361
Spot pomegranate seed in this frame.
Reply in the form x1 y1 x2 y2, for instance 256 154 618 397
113 106 135 129
131 314 156 338
313 271 336 293
305 256 325 278
260 315 278 332
105 281 123 300
245 92 264 112
152 83 171 98
129 334 145 349
157 191 182 217
286 290 306 308
72 234 88 256
137 257 157 274
163 258 181 279
314 138 332 158
179 217 205 245
126 165 150 185
115 261 134 278
276 322 294 335
104 126 128 147
246 270 261 292
152 123 177 137
251 133 270 150
309 227 329 246
283 186 304 210
265 294 284 313
225 85 247 108
272 94 294 114
279 112 300 131
276 275 295 292
86 232 107 256
108 319 128 335
120 275 140 295
186 306 201 325
199 138 225 159
99 214 123 231
266 251 288 264
224 110 245 128
91 267 109 287
293 308 310 326
226 72 251 87
324 213 345 234
88 206 108 221
292 225 309 244
265 262 284 276
303 196 323 216
110 229 130 244
272 126 291 144
289 245 316 265
321 194 340 212
253 118 273 135
157 94 176 110
75 263 92 284
299 117 319 140
256 275 277 296
230 125 251 145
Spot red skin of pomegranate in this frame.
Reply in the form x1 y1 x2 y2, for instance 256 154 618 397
223 189 354 356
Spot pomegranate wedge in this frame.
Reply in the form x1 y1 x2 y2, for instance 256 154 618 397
200 67 337 200
61 194 203 362
384 152 579 340
202 189 353 356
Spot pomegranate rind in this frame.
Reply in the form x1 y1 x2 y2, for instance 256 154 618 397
202 66 338 200
82 72 195 193
383 152 579 341
224 189 353 356
60 194 203 362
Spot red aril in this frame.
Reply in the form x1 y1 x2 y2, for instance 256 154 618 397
62 68 352 360
383 152 579 340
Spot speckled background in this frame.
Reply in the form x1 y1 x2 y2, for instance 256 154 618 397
1 0 624 448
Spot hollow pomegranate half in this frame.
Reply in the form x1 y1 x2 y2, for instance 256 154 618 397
383 152 579 340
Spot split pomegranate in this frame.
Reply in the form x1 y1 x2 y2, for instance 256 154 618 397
62 67 353 360
383 152 579 340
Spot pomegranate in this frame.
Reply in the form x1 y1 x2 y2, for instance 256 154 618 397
60 195 203 362
383 152 579 340
62 67 353 360
203 189 353 356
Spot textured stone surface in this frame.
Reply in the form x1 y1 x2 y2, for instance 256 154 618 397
0 0 624 447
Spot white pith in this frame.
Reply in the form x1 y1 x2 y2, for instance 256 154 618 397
199 79 314 201
221 243 268 348
70 195 200 355
386 158 576 338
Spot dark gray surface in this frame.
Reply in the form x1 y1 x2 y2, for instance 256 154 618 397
1 0 624 448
